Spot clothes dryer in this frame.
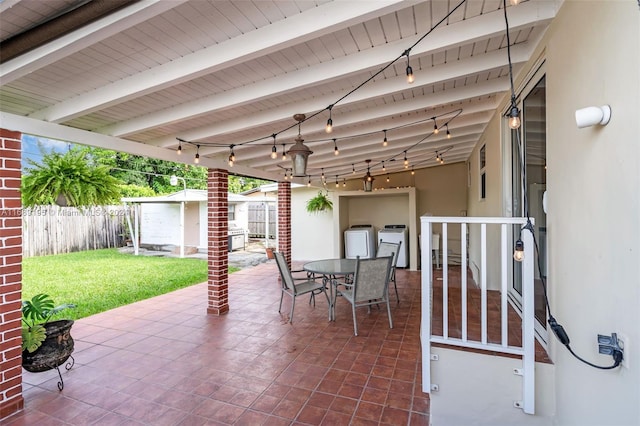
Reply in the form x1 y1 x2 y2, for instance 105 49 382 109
344 225 376 259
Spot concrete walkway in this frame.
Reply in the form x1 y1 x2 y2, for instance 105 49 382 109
118 239 274 269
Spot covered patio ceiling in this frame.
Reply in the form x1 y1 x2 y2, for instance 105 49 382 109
0 0 557 183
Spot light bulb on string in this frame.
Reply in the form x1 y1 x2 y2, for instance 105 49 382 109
307 176 311 187
446 125 452 139
194 145 200 164
509 106 521 129
177 141 182 155
513 239 525 262
352 164 356 174
325 106 333 133
411 166 415 176
228 145 235 167
382 161 386 172
404 50 415 84
270 135 278 159
335 176 339 188
382 130 388 147
433 117 439 134
386 174 390 183
343 179 346 188
333 139 339 156
403 151 409 168
282 144 287 161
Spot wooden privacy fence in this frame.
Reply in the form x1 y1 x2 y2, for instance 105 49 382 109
19 205 128 258
248 202 276 238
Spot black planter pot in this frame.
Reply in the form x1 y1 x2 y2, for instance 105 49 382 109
22 319 74 373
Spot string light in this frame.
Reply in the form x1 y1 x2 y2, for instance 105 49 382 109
282 144 287 161
382 161 386 172
446 124 452 139
321 168 325 182
382 130 388 147
270 134 278 159
433 117 439 134
404 49 415 84
352 164 355 174
403 151 409 168
228 145 235 167
386 174 390 183
335 176 339 188
307 176 311 187
194 145 200 164
411 166 415 175
326 105 333 133
343 179 346 188
177 140 182 155
333 139 339 156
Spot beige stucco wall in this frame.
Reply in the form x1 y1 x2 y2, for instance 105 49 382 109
290 163 467 266
464 1 640 424
543 2 639 424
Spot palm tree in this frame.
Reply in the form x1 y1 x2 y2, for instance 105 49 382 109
22 149 121 207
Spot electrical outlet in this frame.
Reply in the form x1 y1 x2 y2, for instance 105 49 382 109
618 333 629 369
598 333 625 368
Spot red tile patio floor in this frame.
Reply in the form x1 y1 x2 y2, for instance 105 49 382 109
8 262 429 425
6 261 549 425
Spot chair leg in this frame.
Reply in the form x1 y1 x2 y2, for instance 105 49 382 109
386 298 393 329
290 296 296 324
352 304 358 336
393 280 399 303
278 290 284 313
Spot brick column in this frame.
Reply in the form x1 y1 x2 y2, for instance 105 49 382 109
277 181 291 267
207 169 229 315
0 129 24 420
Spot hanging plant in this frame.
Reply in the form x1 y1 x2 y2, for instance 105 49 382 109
306 191 333 214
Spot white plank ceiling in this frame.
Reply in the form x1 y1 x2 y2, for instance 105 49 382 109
0 0 558 183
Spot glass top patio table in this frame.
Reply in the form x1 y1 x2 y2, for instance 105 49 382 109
303 258 356 276
303 258 356 321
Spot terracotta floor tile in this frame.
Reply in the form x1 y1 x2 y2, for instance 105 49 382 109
13 263 552 425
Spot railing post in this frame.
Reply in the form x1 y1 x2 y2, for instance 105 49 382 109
421 221 433 394
521 228 535 414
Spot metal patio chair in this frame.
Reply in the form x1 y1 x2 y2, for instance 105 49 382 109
275 252 328 323
376 240 401 302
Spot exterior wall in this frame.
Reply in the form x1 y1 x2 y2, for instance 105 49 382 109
207 169 229 315
291 186 335 261
465 1 640 424
0 129 24 420
139 204 181 245
290 163 467 264
467 113 505 288
543 2 639 424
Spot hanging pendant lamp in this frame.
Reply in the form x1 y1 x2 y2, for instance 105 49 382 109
288 113 313 177
362 159 375 192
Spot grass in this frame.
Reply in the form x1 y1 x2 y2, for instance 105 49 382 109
22 248 240 320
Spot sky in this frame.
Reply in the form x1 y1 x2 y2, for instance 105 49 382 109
21 134 72 169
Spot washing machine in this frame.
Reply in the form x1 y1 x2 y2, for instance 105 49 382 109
378 225 408 268
344 225 376 259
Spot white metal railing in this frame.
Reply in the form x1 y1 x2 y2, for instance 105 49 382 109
420 216 535 415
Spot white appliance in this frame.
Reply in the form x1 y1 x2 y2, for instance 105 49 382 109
378 225 408 268
344 225 376 259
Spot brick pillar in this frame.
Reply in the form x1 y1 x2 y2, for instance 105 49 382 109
0 129 24 420
277 181 291 267
207 169 229 315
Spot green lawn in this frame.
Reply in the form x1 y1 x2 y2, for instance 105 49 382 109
22 248 239 320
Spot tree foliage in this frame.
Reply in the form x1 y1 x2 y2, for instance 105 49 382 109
21 149 121 207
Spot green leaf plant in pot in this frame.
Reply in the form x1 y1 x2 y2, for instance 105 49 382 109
22 293 76 379
306 191 333 214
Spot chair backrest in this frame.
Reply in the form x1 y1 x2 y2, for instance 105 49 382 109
274 252 295 292
377 241 401 268
352 256 392 302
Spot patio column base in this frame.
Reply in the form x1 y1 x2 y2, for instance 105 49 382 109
207 306 230 315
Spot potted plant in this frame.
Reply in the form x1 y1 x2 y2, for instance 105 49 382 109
306 191 333 214
22 293 76 375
